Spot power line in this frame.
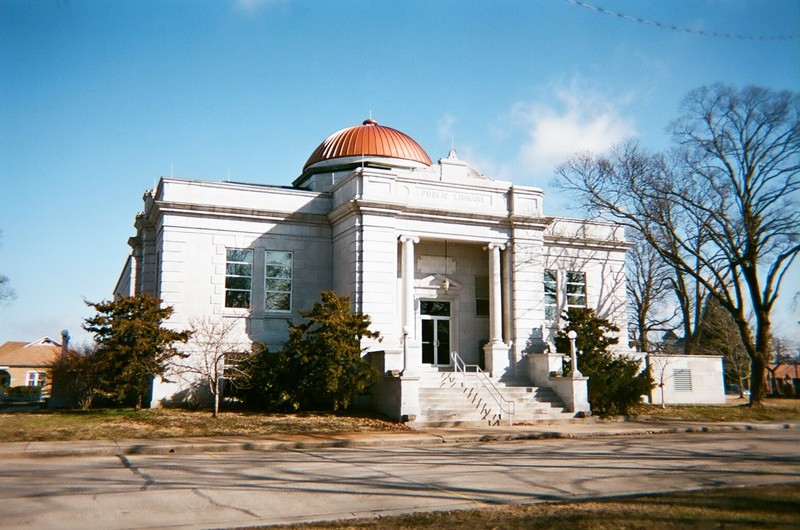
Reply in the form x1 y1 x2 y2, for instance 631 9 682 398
566 0 800 41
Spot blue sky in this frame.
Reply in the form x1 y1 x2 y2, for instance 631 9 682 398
1 0 799 346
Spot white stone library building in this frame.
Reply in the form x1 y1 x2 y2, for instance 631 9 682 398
115 118 723 424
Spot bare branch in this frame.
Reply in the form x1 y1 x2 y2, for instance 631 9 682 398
557 84 800 405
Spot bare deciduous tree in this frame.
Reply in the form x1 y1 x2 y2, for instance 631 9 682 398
766 335 797 395
181 316 250 417
0 231 15 303
0 274 12 302
627 234 676 352
647 352 676 408
557 84 800 406
698 296 750 398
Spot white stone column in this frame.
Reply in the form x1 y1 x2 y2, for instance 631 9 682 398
501 245 515 369
398 235 421 421
399 236 419 336
488 243 505 343
501 246 513 345
399 235 420 376
484 243 510 377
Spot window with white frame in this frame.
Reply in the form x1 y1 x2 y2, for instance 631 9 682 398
26 371 46 387
265 251 293 311
566 271 587 310
225 248 253 308
544 269 558 321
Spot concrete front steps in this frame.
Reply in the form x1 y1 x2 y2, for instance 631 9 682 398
409 369 580 428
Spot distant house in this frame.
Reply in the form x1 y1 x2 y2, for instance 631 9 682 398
0 337 61 400
766 361 799 395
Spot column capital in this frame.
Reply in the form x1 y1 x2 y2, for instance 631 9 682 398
484 242 506 251
399 235 420 244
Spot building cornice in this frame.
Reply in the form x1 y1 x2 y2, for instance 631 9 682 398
153 201 331 227
509 215 553 231
327 198 513 229
543 235 633 252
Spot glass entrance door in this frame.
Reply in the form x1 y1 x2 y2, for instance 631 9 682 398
420 301 451 366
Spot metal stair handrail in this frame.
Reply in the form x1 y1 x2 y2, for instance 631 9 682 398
452 352 515 425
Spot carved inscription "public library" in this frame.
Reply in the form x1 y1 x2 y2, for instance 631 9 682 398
417 188 489 205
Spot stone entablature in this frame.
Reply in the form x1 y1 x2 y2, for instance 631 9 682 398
329 167 544 226
148 177 332 220
544 218 627 247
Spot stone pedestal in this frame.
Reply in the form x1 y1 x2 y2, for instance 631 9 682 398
550 375 591 414
401 340 422 376
526 353 591 415
527 352 565 386
483 341 510 377
399 374 421 422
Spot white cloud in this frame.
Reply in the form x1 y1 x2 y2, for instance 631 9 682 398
509 83 637 177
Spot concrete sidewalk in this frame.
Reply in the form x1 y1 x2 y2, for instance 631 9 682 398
1 419 796 458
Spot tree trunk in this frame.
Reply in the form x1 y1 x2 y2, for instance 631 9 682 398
747 312 772 407
749 356 766 407
637 313 648 353
212 373 220 418
80 393 94 410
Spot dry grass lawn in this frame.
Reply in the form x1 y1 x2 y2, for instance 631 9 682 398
0 408 408 443
0 397 797 443
264 482 800 529
629 397 800 423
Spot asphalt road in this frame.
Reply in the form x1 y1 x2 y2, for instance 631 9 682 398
1 430 798 529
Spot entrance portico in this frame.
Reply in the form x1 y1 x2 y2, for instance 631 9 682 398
397 235 511 377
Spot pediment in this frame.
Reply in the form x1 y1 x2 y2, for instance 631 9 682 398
416 274 463 292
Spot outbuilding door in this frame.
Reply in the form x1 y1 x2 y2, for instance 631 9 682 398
421 300 451 366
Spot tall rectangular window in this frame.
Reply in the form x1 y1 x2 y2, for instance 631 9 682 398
544 269 558 321
265 251 293 311
225 248 253 308
566 271 586 310
475 276 489 317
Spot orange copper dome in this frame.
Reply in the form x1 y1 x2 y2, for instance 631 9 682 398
304 118 432 170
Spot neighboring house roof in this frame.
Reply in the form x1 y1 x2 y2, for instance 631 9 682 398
769 363 800 379
0 338 61 368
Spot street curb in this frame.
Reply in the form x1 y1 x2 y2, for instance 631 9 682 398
1 422 795 458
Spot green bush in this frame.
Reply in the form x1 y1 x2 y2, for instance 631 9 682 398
83 293 191 409
3 385 43 402
49 345 105 410
555 308 654 417
259 291 380 412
